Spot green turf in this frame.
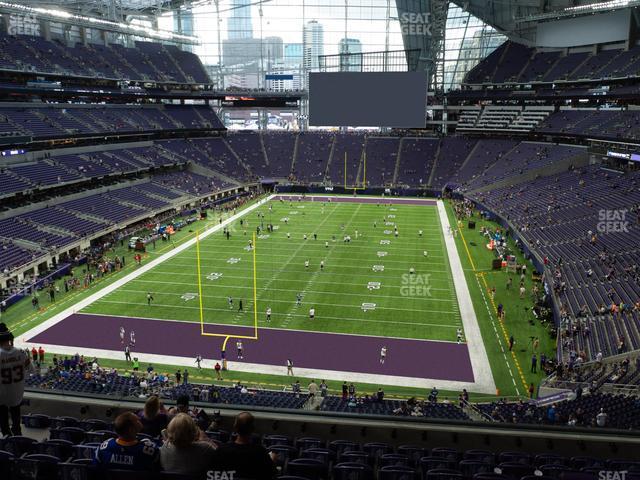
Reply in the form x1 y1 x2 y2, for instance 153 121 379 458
83 199 464 342
5 195 557 401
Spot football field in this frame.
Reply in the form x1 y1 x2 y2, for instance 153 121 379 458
21 195 496 393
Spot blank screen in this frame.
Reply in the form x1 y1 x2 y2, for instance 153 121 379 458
309 72 427 128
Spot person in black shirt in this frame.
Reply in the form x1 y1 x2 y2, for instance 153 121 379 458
212 412 277 479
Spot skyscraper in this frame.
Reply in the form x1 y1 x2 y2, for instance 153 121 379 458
228 0 253 40
339 38 362 72
303 20 324 71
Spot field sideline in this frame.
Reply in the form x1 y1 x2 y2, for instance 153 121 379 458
18 194 496 393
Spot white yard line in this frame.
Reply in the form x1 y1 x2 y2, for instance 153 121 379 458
437 200 496 394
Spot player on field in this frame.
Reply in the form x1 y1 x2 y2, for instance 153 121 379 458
287 232 291 239
130 330 136 346
238 299 243 312
304 260 309 270
320 260 324 271
146 292 154 306
120 326 125 344
418 230 423 237
303 234 308 240
380 346 387 364
423 250 428 257
296 293 302 306
325 241 329 248
266 307 271 322
457 328 463 344
309 307 315 320
287 359 294 376
195 355 202 369
228 296 233 309
236 340 243 359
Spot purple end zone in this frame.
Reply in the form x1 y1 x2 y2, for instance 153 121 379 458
29 313 474 382
272 195 437 206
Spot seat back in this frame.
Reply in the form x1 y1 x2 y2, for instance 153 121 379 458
332 461 374 480
287 457 328 480
379 465 417 480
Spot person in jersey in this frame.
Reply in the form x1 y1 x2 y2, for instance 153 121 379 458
228 296 233 310
94 412 159 472
236 340 243 359
147 292 154 306
309 307 315 320
380 346 387 365
130 330 136 346
266 307 271 323
0 323 30 436
120 326 125 344
296 293 302 306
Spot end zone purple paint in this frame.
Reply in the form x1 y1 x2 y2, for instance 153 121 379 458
29 313 474 382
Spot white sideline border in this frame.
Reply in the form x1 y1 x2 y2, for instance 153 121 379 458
17 195 496 393
436 200 496 394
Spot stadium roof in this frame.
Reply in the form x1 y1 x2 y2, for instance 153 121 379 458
451 0 640 42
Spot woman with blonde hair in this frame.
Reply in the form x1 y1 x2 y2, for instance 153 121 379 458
138 395 168 437
160 413 217 475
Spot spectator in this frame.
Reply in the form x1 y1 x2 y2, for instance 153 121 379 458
94 412 159 471
160 413 217 476
596 408 608 427
138 395 168 437
0 323 30 436
212 412 277 479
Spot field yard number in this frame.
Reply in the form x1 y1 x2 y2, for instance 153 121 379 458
387 215 396 219
367 281 381 290
289 211 299 215
361 303 377 312
377 251 388 257
372 265 385 272
380 240 390 245
272 225 280 230
383 230 392 235
227 257 241 264
258 234 270 240
181 293 197 301
207 272 223 281
385 222 395 226
280 218 289 222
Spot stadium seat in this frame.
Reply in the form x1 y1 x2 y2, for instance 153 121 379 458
463 450 495 464
420 456 458 472
497 452 531 465
495 462 535 478
296 437 325 451
0 450 15 480
59 459 94 480
458 460 495 477
3 436 38 457
339 450 370 465
333 461 374 480
21 414 51 429
34 439 74 460
363 442 394 461
431 448 461 462
330 440 360 456
286 457 329 480
300 448 333 465
472 474 508 480
84 430 117 443
539 464 577 478
270 445 299 468
73 443 100 460
14 453 61 480
104 469 153 480
51 426 86 444
79 419 110 432
380 454 412 468
570 457 607 469
379 465 418 480
264 434 293 447
397 446 429 466
50 417 81 429
424 468 463 480
534 454 568 467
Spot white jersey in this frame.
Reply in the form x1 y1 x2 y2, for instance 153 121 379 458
0 346 30 406
119 327 125 339
236 341 243 350
309 308 315 317
266 308 272 316
381 347 387 357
